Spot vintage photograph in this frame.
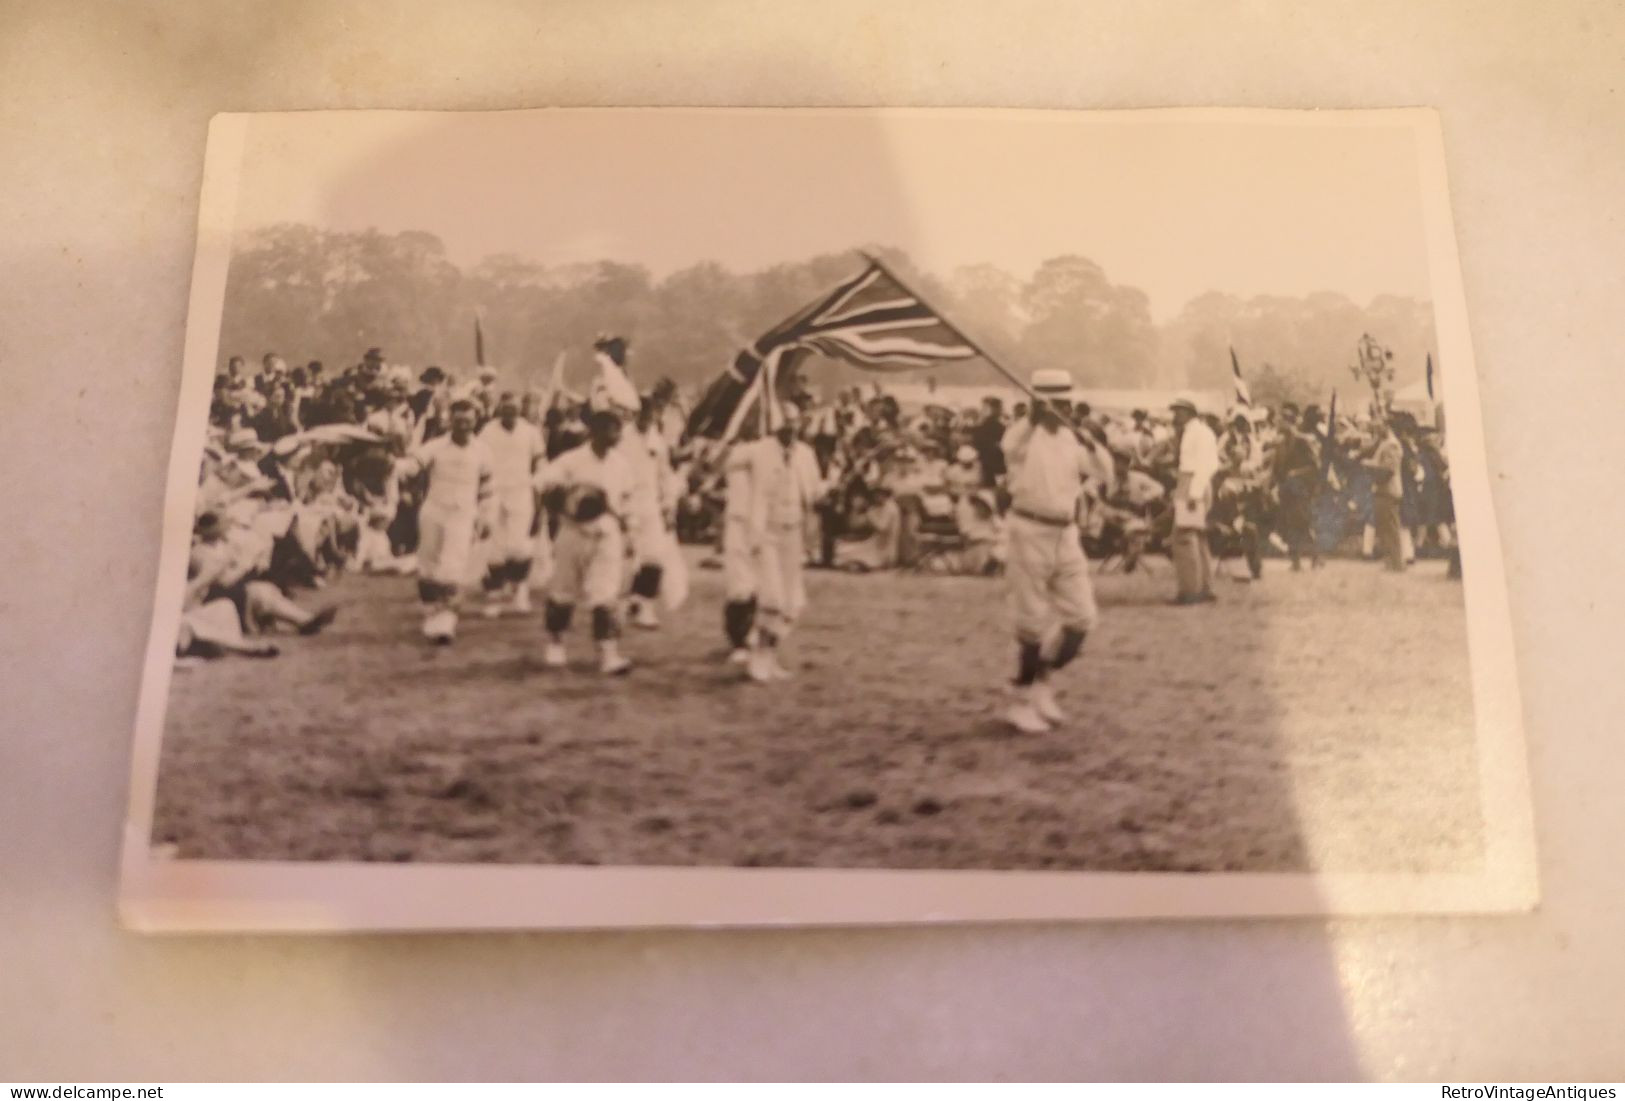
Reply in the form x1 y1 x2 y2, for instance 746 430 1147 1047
120 108 1534 928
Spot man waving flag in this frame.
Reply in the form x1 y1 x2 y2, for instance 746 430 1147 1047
686 258 980 441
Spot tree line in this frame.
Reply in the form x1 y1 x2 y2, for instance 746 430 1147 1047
218 223 1438 406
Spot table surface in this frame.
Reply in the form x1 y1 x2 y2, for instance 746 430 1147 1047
2 0 1622 1081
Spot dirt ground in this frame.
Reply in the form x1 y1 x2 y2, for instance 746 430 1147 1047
149 552 1484 873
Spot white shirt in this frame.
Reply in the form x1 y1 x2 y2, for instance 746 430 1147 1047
722 441 755 523
535 442 635 529
746 436 826 535
411 435 494 516
1177 418 1220 501
1002 419 1108 522
478 419 546 493
616 424 674 515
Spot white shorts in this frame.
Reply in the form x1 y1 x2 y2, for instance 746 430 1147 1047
547 521 625 608
417 505 479 588
491 486 536 563
628 502 666 566
1006 514 1098 643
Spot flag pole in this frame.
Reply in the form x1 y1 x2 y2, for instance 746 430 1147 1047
858 251 1049 410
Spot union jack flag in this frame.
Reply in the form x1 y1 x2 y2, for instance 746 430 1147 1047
686 260 979 440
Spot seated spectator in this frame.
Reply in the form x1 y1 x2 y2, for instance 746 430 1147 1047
835 487 903 572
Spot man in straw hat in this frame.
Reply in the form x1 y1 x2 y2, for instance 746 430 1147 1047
1168 392 1220 605
998 368 1110 734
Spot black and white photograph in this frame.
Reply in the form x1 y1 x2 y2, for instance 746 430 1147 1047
119 107 1534 929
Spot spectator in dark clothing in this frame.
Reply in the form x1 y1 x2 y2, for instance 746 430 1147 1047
971 396 1006 487
250 384 300 443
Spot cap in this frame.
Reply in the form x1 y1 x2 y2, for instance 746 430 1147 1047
1169 392 1200 415
477 365 499 381
363 347 385 362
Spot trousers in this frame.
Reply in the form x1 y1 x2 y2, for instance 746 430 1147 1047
1171 527 1213 599
1374 493 1406 571
755 523 807 635
547 521 624 608
1006 514 1098 644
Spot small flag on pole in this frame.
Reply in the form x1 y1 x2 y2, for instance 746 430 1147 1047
474 314 487 367
1230 347 1252 408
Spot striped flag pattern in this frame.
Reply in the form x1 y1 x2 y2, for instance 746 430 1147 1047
784 261 981 369
1230 346 1252 408
686 261 979 440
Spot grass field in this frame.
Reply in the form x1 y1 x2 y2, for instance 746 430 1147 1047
150 552 1484 873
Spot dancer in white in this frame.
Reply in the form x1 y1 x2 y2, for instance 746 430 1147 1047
535 410 636 676
400 399 494 645
477 392 547 616
744 404 827 683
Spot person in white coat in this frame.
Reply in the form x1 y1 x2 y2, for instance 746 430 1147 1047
1169 393 1220 605
744 404 827 683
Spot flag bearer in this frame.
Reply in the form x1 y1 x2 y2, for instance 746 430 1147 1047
999 369 1108 733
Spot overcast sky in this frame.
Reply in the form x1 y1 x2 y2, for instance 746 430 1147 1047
230 108 1435 322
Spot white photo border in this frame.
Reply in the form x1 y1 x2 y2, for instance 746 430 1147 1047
119 107 1537 932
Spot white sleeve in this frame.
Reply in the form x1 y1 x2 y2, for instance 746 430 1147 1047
1001 419 1035 467
533 447 575 491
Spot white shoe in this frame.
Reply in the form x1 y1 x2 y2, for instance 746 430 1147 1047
631 601 660 630
747 651 778 684
542 642 567 668
727 647 751 665
424 609 456 645
1030 682 1065 725
482 600 505 620
512 587 532 615
600 652 632 676
1006 699 1051 734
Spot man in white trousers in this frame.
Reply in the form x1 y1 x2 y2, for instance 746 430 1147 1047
744 404 827 684
719 421 761 664
535 410 636 676
401 399 494 645
477 391 547 616
1169 393 1220 605
1000 369 1110 733
624 394 679 630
